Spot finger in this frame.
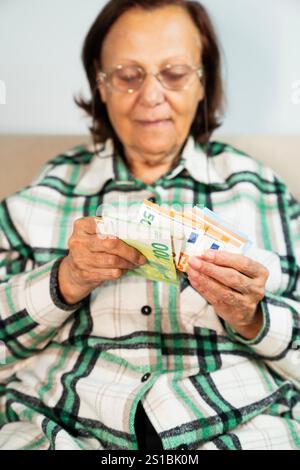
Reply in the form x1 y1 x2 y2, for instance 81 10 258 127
82 268 128 283
188 269 219 305
188 257 255 294
200 249 267 279
89 235 147 265
188 268 243 308
74 217 99 235
87 253 137 270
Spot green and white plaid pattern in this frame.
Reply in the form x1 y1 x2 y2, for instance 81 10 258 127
0 136 299 450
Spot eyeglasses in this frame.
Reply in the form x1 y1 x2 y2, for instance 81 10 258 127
97 63 203 93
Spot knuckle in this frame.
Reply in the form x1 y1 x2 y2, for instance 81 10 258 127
111 269 122 279
106 254 117 266
74 217 84 229
73 219 80 229
203 262 214 276
68 235 86 252
242 258 251 272
250 283 265 299
89 274 102 283
232 272 242 287
68 236 78 250
240 278 252 294
190 276 201 289
103 237 118 251
81 270 91 281
262 266 269 280
223 291 237 306
256 286 265 300
198 274 208 288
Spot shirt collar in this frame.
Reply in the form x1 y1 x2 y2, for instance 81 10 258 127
173 135 225 185
74 139 115 195
74 135 225 195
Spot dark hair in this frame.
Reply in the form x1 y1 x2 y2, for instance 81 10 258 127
75 0 225 148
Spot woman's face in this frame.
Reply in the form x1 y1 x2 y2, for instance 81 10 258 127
98 5 204 162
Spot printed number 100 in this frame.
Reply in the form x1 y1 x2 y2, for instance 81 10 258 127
152 242 169 260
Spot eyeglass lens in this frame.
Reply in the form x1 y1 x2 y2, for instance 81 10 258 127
110 65 196 91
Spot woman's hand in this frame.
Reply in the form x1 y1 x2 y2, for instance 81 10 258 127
58 217 147 305
187 250 269 340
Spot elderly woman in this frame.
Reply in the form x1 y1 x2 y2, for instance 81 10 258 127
0 0 299 451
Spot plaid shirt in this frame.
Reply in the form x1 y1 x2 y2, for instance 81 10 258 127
0 136 300 450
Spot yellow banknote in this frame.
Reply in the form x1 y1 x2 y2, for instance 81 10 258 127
95 215 178 284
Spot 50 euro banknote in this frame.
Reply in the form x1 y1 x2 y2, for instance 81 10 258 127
135 199 186 266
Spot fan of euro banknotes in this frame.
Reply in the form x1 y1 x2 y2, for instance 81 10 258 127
95 200 252 284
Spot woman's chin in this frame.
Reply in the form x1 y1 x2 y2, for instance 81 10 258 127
134 133 177 153
137 141 175 156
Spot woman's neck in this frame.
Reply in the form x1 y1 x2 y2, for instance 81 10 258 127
124 146 180 185
129 159 175 184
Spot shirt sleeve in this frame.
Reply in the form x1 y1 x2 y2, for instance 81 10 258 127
225 188 300 389
0 197 82 381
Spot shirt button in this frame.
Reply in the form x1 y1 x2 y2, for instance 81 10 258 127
141 372 151 382
147 196 156 203
141 305 152 316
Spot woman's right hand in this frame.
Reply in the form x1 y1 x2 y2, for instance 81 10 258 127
58 217 147 305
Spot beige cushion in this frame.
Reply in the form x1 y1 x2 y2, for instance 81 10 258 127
0 134 299 201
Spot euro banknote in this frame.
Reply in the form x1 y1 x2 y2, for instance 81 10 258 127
95 214 178 284
95 200 252 284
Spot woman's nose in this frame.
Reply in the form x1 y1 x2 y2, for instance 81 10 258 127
138 74 165 106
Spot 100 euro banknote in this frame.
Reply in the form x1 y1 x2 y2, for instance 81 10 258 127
95 214 178 284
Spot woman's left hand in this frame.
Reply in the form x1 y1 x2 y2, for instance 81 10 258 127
187 250 269 340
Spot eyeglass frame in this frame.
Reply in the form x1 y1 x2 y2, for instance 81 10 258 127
96 63 204 93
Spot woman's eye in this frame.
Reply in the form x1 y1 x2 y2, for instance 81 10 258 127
117 68 141 81
163 71 186 80
119 74 138 82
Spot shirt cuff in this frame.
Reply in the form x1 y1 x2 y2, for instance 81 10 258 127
225 292 294 359
24 258 83 328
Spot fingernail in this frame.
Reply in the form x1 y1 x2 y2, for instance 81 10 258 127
139 256 147 265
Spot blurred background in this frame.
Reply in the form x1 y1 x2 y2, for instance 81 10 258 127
0 0 299 135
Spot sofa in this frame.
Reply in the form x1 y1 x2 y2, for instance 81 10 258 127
0 134 299 202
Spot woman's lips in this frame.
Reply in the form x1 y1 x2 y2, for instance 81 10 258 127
136 119 172 127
